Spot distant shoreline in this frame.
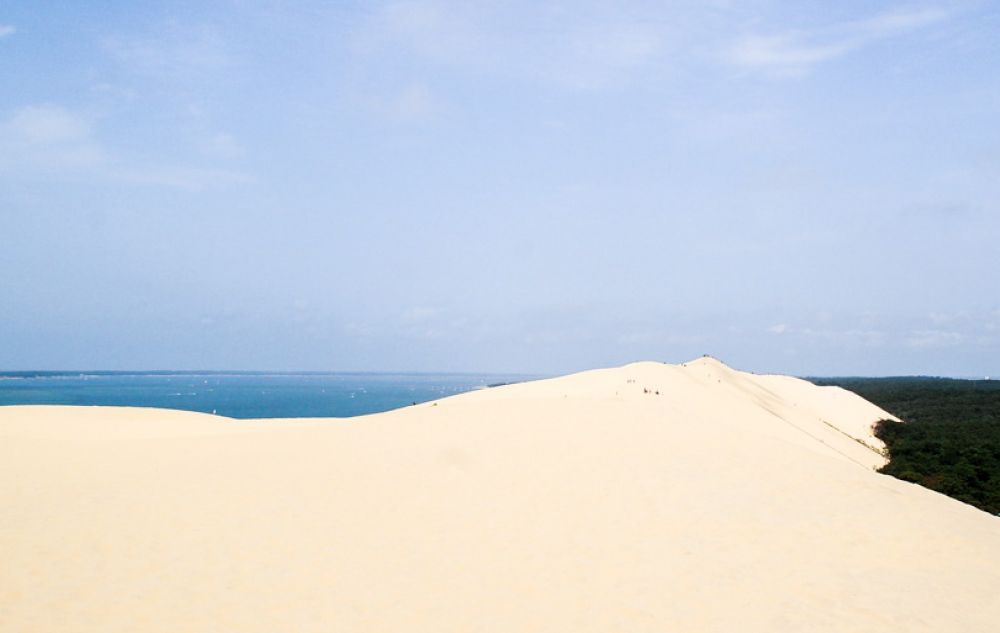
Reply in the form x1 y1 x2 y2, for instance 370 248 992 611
0 370 543 379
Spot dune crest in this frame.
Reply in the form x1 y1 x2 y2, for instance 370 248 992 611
2 358 998 632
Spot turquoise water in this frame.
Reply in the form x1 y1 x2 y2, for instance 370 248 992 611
0 372 536 419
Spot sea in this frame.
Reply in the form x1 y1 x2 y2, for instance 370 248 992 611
0 371 538 419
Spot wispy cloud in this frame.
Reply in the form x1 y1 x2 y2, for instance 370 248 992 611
858 8 948 34
401 306 439 322
730 36 853 76
0 104 249 189
773 325 888 347
6 105 92 145
904 329 964 348
761 309 1000 353
198 132 246 160
729 7 949 77
540 19 665 90
104 23 233 80
368 0 479 61
94 21 248 181
111 164 251 190
376 82 440 121
0 105 105 169
353 1 670 92
0 24 15 38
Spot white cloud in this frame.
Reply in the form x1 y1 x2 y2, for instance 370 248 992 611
904 329 963 348
617 331 706 346
541 20 665 90
345 321 378 337
7 105 91 144
401 306 438 322
390 83 437 120
0 105 105 169
927 310 969 325
372 0 478 61
980 309 1000 332
353 81 440 123
728 7 949 77
859 8 947 34
198 132 246 159
104 23 233 79
0 104 249 189
354 1 670 92
0 24 15 38
779 325 887 347
109 164 252 190
730 35 853 77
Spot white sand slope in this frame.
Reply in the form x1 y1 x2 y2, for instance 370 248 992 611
2 357 999 632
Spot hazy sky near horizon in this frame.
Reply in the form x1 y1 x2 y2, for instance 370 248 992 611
2 1 999 375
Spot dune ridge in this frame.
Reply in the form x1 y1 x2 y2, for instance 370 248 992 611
2 357 999 632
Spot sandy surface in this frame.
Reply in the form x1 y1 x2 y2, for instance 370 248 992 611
2 357 999 632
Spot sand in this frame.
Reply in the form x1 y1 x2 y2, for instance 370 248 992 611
2 357 999 632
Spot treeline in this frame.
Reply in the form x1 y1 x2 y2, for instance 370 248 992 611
812 377 1000 515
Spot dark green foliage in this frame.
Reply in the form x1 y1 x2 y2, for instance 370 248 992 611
811 377 1000 515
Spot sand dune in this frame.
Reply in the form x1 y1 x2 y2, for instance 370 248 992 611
2 357 999 632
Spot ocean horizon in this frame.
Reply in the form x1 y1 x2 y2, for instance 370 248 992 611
0 371 539 419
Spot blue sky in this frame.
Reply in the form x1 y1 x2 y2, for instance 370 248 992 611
1 1 998 375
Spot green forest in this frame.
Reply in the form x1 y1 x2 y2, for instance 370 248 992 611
812 377 1000 515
